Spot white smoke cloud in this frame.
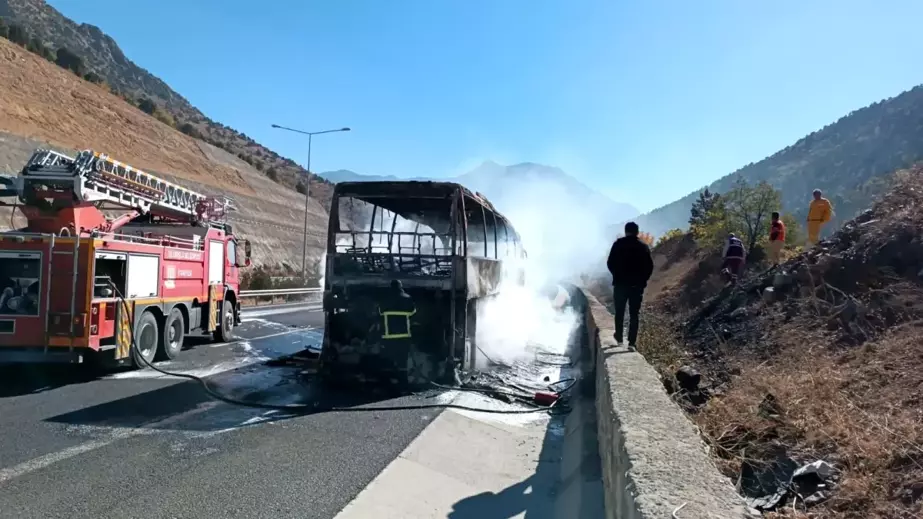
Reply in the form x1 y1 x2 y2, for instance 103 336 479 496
465 167 610 365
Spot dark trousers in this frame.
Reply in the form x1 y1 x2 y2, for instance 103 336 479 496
613 285 643 345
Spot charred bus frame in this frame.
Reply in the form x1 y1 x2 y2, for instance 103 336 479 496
320 181 525 385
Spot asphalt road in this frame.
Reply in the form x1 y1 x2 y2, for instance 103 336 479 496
0 304 446 519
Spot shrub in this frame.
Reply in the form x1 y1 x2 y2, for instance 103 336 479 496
152 107 175 127
656 228 685 247
178 122 201 139
83 71 103 84
266 167 279 182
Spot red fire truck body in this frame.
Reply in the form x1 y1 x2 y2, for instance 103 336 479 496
0 149 251 366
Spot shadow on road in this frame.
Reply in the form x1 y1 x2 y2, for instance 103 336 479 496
0 364 100 398
42 361 410 433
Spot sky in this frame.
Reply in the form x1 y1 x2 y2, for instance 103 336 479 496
48 0 923 213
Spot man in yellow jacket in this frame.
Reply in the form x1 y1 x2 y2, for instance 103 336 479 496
806 189 833 246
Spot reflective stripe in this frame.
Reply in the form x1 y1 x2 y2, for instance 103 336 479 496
380 309 416 339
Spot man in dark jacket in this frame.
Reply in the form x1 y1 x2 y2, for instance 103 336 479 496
606 222 654 350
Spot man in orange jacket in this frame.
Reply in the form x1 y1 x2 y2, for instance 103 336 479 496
768 211 786 264
806 189 833 246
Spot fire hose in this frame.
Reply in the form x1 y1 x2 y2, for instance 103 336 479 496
112 285 574 416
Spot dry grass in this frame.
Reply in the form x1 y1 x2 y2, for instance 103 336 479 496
638 302 923 518
696 326 923 518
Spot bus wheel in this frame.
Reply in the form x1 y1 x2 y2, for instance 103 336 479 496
213 299 235 343
132 311 159 368
159 307 185 361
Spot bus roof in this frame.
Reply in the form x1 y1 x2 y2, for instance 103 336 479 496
333 180 511 225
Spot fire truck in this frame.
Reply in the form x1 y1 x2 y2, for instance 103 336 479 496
0 149 251 367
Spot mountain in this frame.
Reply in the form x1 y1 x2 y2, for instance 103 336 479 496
321 169 402 184
0 33 327 270
633 84 923 238
320 161 640 225
0 0 332 205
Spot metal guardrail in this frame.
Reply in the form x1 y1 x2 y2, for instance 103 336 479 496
239 288 322 297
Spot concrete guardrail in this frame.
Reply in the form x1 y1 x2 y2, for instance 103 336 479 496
238 288 321 307
579 288 750 518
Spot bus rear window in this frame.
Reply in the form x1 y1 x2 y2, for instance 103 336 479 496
0 252 41 316
336 195 453 255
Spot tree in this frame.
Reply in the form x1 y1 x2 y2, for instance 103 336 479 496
179 122 201 139
26 36 44 55
637 231 655 246
723 178 781 252
137 97 157 115
689 188 720 227
54 47 85 76
7 23 28 46
83 71 103 84
0 19 8 39
692 179 785 253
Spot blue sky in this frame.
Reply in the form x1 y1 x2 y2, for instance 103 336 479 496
49 0 923 213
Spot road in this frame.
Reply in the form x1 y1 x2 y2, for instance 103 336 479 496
0 303 449 519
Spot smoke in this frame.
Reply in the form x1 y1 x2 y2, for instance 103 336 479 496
466 167 614 365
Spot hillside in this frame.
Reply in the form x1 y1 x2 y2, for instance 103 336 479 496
0 36 328 269
0 0 333 205
630 169 923 517
634 84 923 239
321 161 640 225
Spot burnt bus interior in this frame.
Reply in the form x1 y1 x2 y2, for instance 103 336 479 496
324 181 524 380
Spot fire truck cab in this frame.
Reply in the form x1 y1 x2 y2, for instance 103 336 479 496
0 149 251 367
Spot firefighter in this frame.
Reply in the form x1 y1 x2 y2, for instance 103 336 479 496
806 189 833 246
377 279 417 380
721 233 746 280
768 211 786 265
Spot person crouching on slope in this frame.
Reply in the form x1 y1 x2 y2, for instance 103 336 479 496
722 233 746 281
806 189 833 246
606 222 654 351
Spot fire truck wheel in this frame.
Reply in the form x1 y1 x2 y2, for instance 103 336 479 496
213 299 235 343
159 307 186 360
132 311 159 368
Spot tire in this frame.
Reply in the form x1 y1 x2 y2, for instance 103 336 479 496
132 311 159 368
213 298 235 343
159 307 185 360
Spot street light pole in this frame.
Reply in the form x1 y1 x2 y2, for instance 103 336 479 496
270 124 351 282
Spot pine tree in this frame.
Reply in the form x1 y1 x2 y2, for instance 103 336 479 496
689 188 720 227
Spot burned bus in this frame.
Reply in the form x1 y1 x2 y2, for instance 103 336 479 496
319 181 526 386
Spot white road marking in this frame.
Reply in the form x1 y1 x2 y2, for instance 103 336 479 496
0 402 219 485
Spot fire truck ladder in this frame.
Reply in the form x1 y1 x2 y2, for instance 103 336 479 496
19 149 235 224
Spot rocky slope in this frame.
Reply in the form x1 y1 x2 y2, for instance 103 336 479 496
0 37 326 269
0 0 333 204
636 168 923 517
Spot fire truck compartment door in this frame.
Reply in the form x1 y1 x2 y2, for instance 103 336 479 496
127 254 160 298
208 241 224 285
